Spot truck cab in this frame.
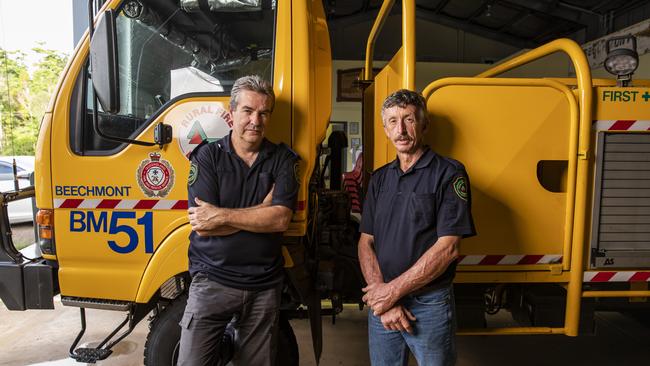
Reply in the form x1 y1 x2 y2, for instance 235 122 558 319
1 0 349 364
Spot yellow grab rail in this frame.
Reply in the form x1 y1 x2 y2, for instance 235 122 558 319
458 327 566 335
363 0 416 89
582 290 650 298
424 38 593 337
422 77 579 280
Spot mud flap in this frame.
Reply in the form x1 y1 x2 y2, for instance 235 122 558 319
0 262 25 310
307 292 322 364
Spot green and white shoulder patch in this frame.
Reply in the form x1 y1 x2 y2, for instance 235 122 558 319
188 162 198 186
293 161 300 184
452 176 468 201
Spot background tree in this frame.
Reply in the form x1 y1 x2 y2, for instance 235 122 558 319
0 46 68 155
0 49 31 155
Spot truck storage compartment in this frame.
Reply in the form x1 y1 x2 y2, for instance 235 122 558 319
591 132 650 268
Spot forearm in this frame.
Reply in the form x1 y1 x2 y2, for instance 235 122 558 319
224 205 292 233
191 191 274 236
390 236 460 298
195 225 239 236
358 233 384 285
204 201 273 235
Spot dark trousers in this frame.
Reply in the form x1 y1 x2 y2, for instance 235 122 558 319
177 272 282 366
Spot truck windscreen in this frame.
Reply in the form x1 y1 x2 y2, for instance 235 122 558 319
116 0 275 118
72 0 275 153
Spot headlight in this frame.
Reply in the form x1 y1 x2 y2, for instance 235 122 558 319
36 209 56 256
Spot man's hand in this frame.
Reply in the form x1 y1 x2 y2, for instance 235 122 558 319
362 282 400 316
188 197 228 232
380 305 416 333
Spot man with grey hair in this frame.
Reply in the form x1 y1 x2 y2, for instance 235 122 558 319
178 75 300 366
359 89 475 365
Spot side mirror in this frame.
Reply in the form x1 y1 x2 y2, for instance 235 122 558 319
90 9 120 113
154 123 173 148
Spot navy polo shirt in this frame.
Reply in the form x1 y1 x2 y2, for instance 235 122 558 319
360 147 476 287
187 132 300 290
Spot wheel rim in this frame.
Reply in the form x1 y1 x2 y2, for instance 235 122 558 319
172 341 180 366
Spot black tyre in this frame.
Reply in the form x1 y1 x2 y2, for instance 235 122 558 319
276 315 299 366
144 296 298 366
143 296 186 366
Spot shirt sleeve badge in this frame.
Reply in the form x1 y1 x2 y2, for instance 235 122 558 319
293 161 300 184
453 176 468 201
188 162 198 186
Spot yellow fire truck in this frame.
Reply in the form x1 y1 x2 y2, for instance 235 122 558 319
1 0 649 364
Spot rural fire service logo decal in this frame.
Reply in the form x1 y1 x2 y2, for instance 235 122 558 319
137 152 175 198
453 176 468 201
177 104 232 159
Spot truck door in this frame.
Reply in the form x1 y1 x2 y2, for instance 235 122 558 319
423 78 578 269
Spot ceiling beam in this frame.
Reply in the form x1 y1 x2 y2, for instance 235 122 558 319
327 6 386 27
502 0 598 25
498 8 531 33
415 6 538 49
434 0 453 13
466 0 496 20
532 20 583 43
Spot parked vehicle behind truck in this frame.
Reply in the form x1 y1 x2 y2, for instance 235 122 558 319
0 156 36 224
1 0 649 364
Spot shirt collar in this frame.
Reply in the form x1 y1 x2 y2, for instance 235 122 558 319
221 131 276 159
389 146 435 173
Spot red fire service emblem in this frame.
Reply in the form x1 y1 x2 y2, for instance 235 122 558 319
137 152 175 198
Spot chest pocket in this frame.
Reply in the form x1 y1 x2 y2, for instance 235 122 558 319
217 168 237 206
255 172 274 203
410 193 437 226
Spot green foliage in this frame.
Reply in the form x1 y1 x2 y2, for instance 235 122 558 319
0 46 68 155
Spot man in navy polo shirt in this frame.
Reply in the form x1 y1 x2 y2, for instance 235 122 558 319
178 75 299 366
359 89 476 366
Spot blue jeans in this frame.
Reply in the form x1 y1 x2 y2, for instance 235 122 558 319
368 286 456 366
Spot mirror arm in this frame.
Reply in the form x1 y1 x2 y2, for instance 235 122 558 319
88 0 95 42
12 160 18 191
87 0 160 148
90 96 157 147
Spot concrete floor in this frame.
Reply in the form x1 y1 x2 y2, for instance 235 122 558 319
2 296 650 366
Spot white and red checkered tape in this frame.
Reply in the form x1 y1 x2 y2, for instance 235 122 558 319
458 255 562 265
584 271 650 282
592 120 650 131
54 198 188 210
53 198 307 211
457 258 650 282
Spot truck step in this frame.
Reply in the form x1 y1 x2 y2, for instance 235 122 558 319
70 347 112 363
68 308 134 364
62 296 131 311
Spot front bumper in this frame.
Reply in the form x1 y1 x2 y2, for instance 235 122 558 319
0 186 56 310
0 258 56 310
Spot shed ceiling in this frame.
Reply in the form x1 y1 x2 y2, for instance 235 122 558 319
324 0 650 62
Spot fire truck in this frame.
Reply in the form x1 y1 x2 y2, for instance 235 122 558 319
1 0 649 364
